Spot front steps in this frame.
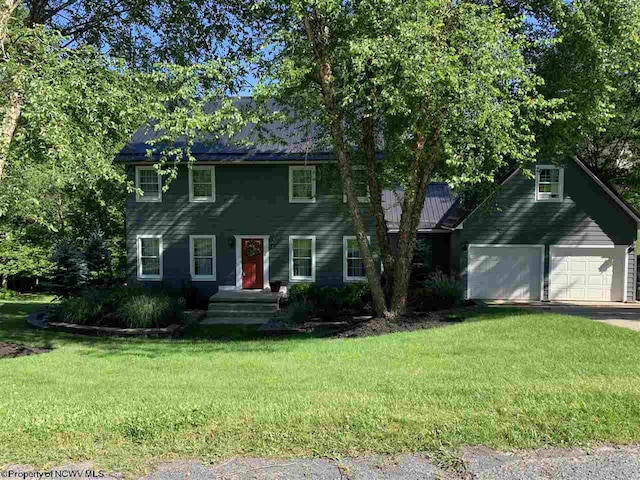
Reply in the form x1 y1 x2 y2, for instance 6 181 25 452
202 290 283 325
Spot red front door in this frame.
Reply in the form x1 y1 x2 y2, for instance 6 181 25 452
241 238 264 289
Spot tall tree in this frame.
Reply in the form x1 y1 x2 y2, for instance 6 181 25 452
253 0 556 317
0 0 246 181
486 0 640 207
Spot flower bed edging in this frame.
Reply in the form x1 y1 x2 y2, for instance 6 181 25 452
26 311 182 337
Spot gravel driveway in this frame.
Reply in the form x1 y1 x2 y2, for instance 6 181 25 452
4 445 640 479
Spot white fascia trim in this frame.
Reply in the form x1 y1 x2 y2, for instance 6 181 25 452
534 164 564 203
574 157 640 223
289 166 316 203
188 166 216 203
136 234 163 281
135 166 162 203
189 235 217 281
289 235 316 282
467 244 545 301
343 235 371 282
235 235 270 289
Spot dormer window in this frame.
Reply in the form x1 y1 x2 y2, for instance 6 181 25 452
535 165 564 202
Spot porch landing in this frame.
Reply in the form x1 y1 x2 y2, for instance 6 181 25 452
201 289 284 325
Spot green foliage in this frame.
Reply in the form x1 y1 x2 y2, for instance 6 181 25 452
85 228 113 279
52 286 184 328
55 293 105 325
117 295 180 329
285 300 313 324
411 271 464 311
287 282 371 319
50 241 88 296
253 0 559 190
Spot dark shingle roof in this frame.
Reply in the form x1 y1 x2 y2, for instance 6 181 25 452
383 184 457 231
117 98 334 162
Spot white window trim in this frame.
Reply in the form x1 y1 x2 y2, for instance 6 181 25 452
189 235 217 281
343 166 370 203
535 165 564 202
289 235 316 282
137 235 163 281
135 166 162 203
343 235 370 282
289 166 316 203
189 166 216 203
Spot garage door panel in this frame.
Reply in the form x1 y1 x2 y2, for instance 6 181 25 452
550 247 625 301
468 246 542 300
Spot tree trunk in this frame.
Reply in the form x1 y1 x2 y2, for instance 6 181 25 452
0 0 23 182
1 273 7 289
0 89 22 180
302 9 390 318
361 106 394 299
389 129 441 316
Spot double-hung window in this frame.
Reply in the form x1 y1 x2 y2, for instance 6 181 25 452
289 166 316 203
289 236 315 282
343 236 369 282
189 166 216 202
137 235 162 280
343 166 369 202
190 235 216 280
535 165 564 202
135 166 162 202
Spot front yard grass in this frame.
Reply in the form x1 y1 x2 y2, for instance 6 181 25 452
2 296 640 475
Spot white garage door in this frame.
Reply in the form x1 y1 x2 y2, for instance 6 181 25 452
550 247 625 301
468 245 543 300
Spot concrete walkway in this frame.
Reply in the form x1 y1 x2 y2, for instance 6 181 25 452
487 301 640 331
4 445 640 479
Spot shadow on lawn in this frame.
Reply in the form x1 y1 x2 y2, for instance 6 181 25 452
0 299 542 360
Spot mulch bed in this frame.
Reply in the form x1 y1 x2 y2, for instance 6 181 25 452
0 342 50 359
333 312 448 338
260 308 471 338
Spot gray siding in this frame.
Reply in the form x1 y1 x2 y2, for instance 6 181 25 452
458 160 638 300
126 164 377 296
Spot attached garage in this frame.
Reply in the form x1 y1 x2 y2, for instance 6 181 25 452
550 246 627 301
468 245 544 300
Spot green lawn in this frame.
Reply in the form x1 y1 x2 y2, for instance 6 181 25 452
2 296 640 475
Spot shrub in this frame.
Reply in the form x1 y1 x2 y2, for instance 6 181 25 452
411 271 464 311
286 300 313 324
288 283 315 303
85 228 112 280
0 288 21 300
51 241 88 296
57 295 104 325
118 294 183 328
287 282 371 320
340 282 371 309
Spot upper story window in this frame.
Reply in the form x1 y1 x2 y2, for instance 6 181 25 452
343 236 369 282
344 166 369 203
535 165 564 202
289 236 316 282
137 235 162 280
189 166 216 202
289 166 316 203
190 235 216 280
135 166 162 202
